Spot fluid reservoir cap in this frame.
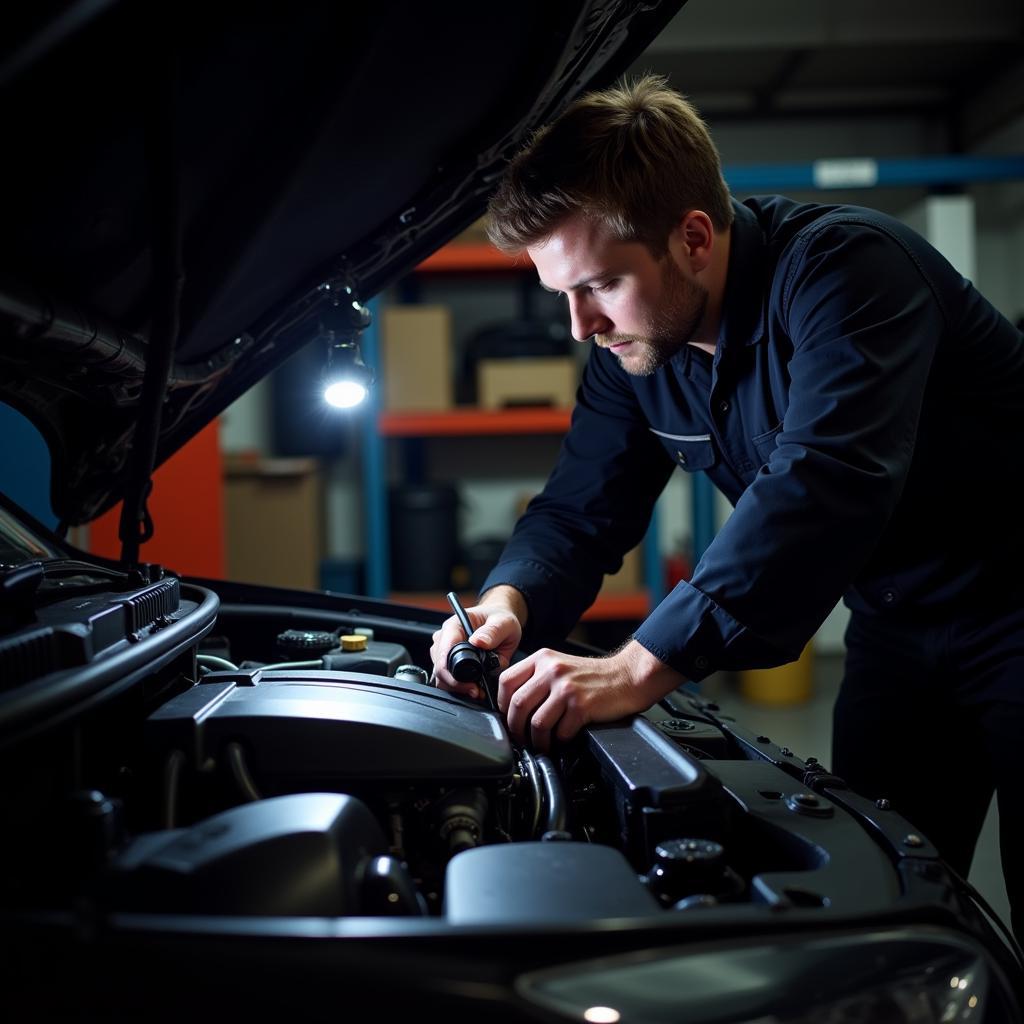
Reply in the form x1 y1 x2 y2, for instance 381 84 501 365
340 634 369 652
653 838 725 882
276 629 338 658
656 838 723 864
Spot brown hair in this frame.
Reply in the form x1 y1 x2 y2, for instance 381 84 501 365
486 75 733 256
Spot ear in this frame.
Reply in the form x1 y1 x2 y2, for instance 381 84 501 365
668 210 714 273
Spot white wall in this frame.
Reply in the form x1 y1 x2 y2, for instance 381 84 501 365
219 378 271 455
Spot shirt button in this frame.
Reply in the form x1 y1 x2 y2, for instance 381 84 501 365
694 655 710 671
718 400 730 414
676 450 687 465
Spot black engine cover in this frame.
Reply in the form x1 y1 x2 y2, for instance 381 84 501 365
146 670 514 784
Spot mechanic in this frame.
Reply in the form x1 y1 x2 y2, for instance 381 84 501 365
429 75 1024 936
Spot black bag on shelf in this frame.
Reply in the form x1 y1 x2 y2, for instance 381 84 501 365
389 483 460 591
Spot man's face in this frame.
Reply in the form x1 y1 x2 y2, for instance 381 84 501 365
528 213 708 376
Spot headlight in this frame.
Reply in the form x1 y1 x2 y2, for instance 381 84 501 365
516 927 1016 1023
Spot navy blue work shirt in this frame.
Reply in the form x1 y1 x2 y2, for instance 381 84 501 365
480 196 1024 681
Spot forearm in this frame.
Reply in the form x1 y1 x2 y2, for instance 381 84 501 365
611 639 687 708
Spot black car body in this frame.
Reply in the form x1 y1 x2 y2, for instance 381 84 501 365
1 3 1022 1021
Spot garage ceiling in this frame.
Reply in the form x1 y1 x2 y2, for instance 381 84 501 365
631 0 1024 151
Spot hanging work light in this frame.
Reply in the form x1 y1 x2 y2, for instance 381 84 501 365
323 339 373 408
317 279 374 409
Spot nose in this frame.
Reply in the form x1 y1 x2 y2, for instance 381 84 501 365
567 292 610 342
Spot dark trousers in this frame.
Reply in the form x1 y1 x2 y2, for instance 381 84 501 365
832 604 1024 940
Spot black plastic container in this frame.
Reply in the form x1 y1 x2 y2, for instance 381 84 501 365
321 640 412 676
389 483 459 591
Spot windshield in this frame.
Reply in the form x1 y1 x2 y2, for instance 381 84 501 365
0 501 64 566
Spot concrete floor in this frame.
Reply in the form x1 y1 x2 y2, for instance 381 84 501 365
698 655 1012 936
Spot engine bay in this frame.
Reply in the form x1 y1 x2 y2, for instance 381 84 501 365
3 564 1024 1021
0 569 959 926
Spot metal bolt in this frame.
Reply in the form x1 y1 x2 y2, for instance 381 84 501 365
785 791 834 818
875 798 891 810
805 757 819 766
780 747 793 757
661 718 695 733
903 834 924 848
756 735 770 744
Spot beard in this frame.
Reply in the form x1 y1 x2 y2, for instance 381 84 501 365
596 257 708 376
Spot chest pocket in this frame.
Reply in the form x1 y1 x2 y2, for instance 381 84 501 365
752 422 783 466
648 428 717 472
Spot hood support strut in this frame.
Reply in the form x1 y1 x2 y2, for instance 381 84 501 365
118 28 183 571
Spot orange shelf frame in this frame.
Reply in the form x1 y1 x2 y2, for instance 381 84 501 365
389 591 650 622
416 244 529 272
379 407 571 436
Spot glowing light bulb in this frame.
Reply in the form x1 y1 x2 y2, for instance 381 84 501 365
324 380 368 408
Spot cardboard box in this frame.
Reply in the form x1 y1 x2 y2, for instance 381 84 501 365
478 357 577 409
224 456 323 590
453 216 491 244
381 305 453 411
599 545 643 595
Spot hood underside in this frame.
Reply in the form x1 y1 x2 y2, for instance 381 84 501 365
0 0 683 526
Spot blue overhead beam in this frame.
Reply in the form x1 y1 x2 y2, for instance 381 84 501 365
724 154 1024 193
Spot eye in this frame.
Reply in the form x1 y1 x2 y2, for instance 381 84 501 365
592 279 618 293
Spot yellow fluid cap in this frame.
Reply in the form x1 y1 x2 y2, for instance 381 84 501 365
340 634 368 652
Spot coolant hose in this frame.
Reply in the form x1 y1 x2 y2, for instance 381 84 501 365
519 749 543 837
225 741 262 802
535 754 567 834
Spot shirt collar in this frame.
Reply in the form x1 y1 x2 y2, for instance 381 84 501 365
717 198 768 350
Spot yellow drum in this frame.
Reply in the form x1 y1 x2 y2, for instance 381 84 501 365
739 643 815 706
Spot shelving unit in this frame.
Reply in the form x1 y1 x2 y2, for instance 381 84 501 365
365 399 657 619
360 246 663 618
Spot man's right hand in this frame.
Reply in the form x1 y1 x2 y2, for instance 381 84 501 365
430 585 527 700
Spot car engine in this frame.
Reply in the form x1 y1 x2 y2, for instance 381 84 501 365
0 573 971 922
3 569 1023 1022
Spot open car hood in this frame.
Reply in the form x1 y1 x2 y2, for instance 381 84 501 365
0 0 683 526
